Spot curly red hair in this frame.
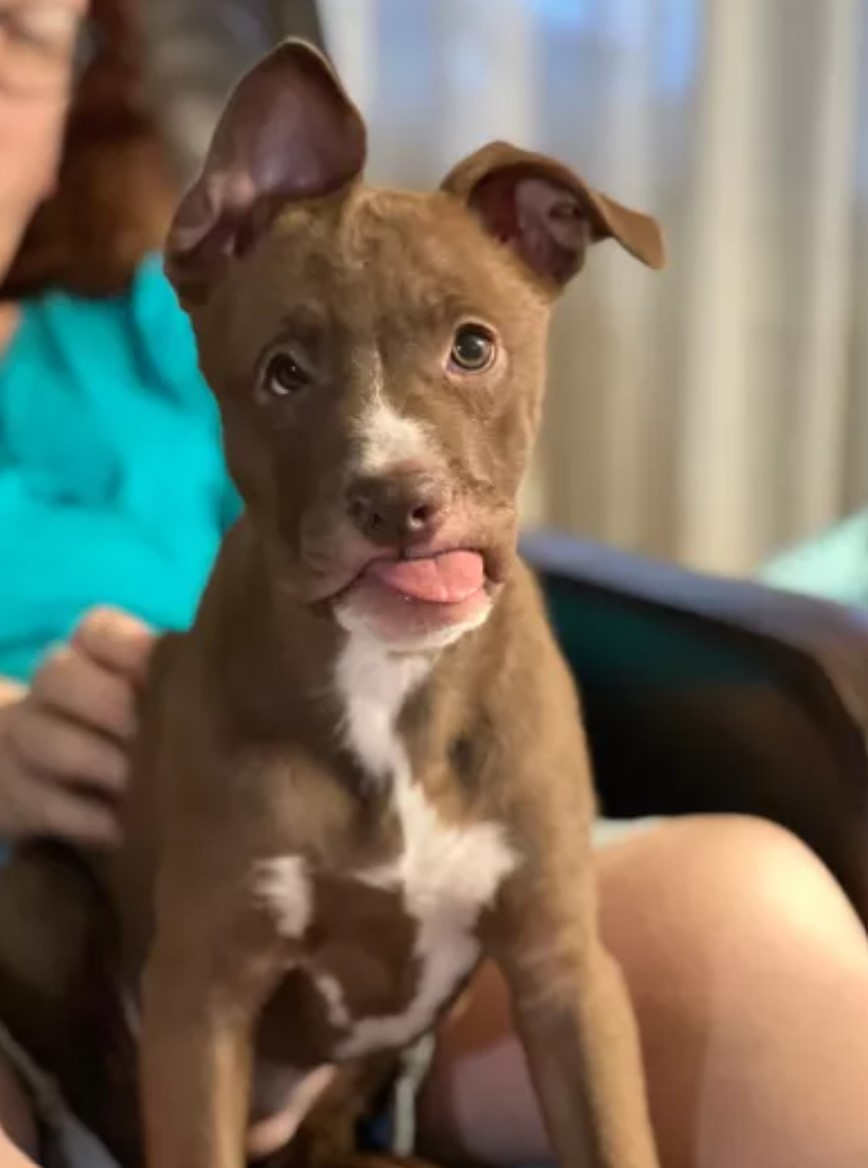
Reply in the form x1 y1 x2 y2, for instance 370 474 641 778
1 0 177 300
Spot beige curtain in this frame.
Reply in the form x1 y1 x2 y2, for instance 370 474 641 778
322 0 868 575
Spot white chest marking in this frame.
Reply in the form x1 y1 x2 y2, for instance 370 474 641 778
333 633 517 1057
253 855 312 940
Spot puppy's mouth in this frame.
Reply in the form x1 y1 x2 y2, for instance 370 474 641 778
337 548 495 646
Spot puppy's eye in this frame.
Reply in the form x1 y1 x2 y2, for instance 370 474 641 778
262 352 310 398
449 325 496 373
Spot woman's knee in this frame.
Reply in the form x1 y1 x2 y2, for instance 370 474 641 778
597 814 867 980
597 814 868 1168
419 816 868 1168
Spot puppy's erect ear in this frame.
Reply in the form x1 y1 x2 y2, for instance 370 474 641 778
165 40 366 303
441 141 664 288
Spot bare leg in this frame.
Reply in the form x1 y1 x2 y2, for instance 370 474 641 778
418 815 868 1168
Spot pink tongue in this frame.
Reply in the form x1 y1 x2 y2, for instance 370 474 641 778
366 551 485 604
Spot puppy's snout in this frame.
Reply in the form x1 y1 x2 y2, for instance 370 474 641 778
348 472 449 547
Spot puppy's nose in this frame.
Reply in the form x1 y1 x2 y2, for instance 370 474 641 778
348 473 448 547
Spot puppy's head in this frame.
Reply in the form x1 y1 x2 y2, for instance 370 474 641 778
166 41 664 651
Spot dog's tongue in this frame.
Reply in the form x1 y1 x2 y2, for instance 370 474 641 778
366 551 484 604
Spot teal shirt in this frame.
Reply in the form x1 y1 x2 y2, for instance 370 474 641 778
0 255 238 682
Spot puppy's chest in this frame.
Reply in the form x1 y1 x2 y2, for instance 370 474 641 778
256 639 517 1060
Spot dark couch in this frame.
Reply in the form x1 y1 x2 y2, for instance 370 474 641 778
522 531 868 928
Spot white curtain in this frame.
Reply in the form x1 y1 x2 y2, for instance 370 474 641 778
320 0 868 576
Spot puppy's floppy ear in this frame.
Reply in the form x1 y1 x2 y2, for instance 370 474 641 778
165 40 366 303
441 141 664 288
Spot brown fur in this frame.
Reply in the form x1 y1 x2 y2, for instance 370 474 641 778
0 42 665 1168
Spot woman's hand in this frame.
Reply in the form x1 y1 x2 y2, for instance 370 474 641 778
0 608 156 847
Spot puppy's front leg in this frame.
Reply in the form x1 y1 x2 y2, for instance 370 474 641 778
139 868 283 1168
488 797 660 1167
140 957 246 1168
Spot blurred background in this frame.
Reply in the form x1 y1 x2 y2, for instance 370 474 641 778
142 0 868 578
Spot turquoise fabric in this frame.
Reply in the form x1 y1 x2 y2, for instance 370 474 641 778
760 510 868 606
0 255 239 682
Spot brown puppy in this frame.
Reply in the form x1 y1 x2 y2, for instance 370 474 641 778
0 40 665 1168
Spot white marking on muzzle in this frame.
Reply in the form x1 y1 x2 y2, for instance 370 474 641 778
356 395 436 475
